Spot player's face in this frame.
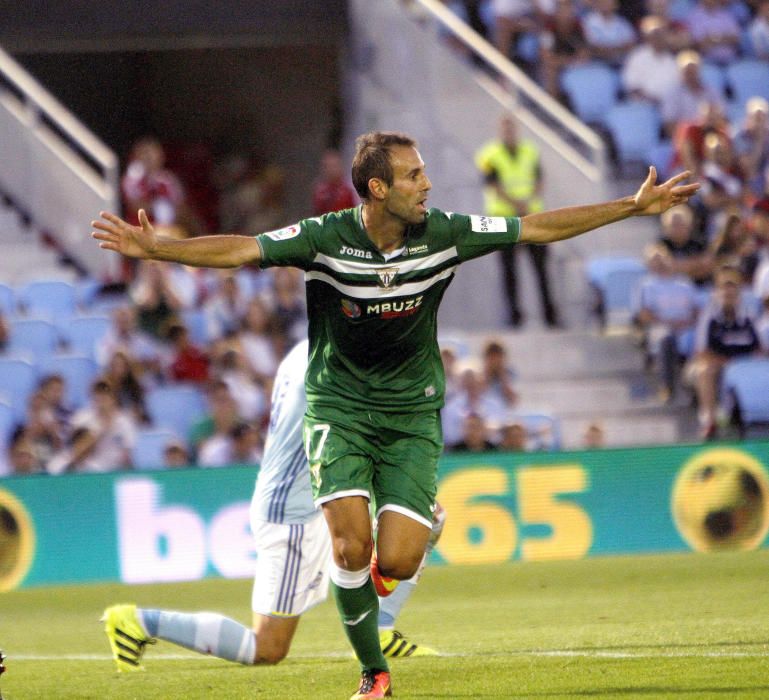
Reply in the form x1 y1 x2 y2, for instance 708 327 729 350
384 145 432 225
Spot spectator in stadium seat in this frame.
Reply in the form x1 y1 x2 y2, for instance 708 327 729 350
198 421 262 468
450 412 497 452
95 305 160 374
37 373 73 431
238 298 280 387
442 362 511 448
312 149 358 215
621 15 680 106
699 133 747 239
203 271 250 342
481 339 519 408
211 348 266 424
6 427 41 475
48 380 136 473
661 51 725 137
129 260 192 341
538 0 590 98
14 392 64 472
0 311 8 353
260 267 308 348
188 380 241 456
490 0 541 64
732 97 769 200
751 199 769 300
166 323 210 385
643 0 692 51
102 350 149 425
582 421 606 448
582 0 638 67
498 420 529 451
708 212 757 280
122 137 183 226
686 0 742 65
748 0 769 59
121 137 187 281
633 244 700 402
658 204 714 283
671 100 730 177
163 439 190 468
476 113 560 327
685 265 761 439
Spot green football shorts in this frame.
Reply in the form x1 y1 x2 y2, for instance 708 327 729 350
303 405 442 527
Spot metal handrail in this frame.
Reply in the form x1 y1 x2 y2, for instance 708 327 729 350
0 44 118 180
410 0 607 181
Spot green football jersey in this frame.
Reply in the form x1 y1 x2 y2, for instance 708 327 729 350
256 206 520 412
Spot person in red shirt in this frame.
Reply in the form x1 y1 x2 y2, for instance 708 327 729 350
311 149 357 215
167 323 209 383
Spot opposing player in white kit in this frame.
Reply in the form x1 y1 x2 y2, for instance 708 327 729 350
102 341 444 670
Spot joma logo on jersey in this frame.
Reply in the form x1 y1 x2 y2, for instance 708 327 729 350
366 295 423 319
339 245 373 259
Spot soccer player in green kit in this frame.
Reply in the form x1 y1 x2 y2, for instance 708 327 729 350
93 131 699 699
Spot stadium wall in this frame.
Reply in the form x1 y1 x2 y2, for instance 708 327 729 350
1 441 769 591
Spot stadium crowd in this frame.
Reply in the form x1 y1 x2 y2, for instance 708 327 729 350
4 0 769 473
0 137 569 477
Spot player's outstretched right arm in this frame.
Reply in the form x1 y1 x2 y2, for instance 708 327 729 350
91 208 262 268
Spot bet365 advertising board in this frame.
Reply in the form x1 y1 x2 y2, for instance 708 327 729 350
1 441 768 590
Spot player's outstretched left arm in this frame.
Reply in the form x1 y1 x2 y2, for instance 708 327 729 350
519 167 700 244
92 209 262 268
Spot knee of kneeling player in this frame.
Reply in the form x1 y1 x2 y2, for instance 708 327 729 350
254 640 290 665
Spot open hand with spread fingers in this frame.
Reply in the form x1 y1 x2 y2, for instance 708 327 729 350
633 167 701 216
91 209 158 259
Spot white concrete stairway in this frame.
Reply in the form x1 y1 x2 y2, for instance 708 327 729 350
441 327 695 449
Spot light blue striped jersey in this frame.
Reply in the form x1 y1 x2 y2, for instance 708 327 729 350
251 340 315 524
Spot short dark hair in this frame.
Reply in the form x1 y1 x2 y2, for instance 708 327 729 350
351 131 417 200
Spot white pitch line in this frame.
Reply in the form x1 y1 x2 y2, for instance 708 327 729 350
12 649 769 662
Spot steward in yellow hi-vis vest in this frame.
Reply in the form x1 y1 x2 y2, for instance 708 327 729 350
475 138 543 217
475 113 559 327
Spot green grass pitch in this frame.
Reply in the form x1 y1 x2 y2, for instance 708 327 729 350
3 551 769 699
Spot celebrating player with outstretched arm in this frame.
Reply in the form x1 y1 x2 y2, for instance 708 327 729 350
93 130 698 700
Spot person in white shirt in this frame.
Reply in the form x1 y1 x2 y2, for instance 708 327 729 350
51 380 136 474
622 15 679 105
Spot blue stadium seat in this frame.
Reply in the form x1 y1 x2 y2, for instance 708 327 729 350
17 280 77 318
181 309 210 347
0 400 13 447
39 355 100 409
0 283 16 317
699 62 727 98
586 256 646 327
145 384 208 441
8 318 59 360
560 62 620 126
725 60 769 105
0 358 38 420
604 268 647 317
132 428 181 470
721 357 769 436
604 101 661 172
647 139 674 180
60 315 111 358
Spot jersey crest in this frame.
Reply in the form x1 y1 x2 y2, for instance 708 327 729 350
376 267 399 288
